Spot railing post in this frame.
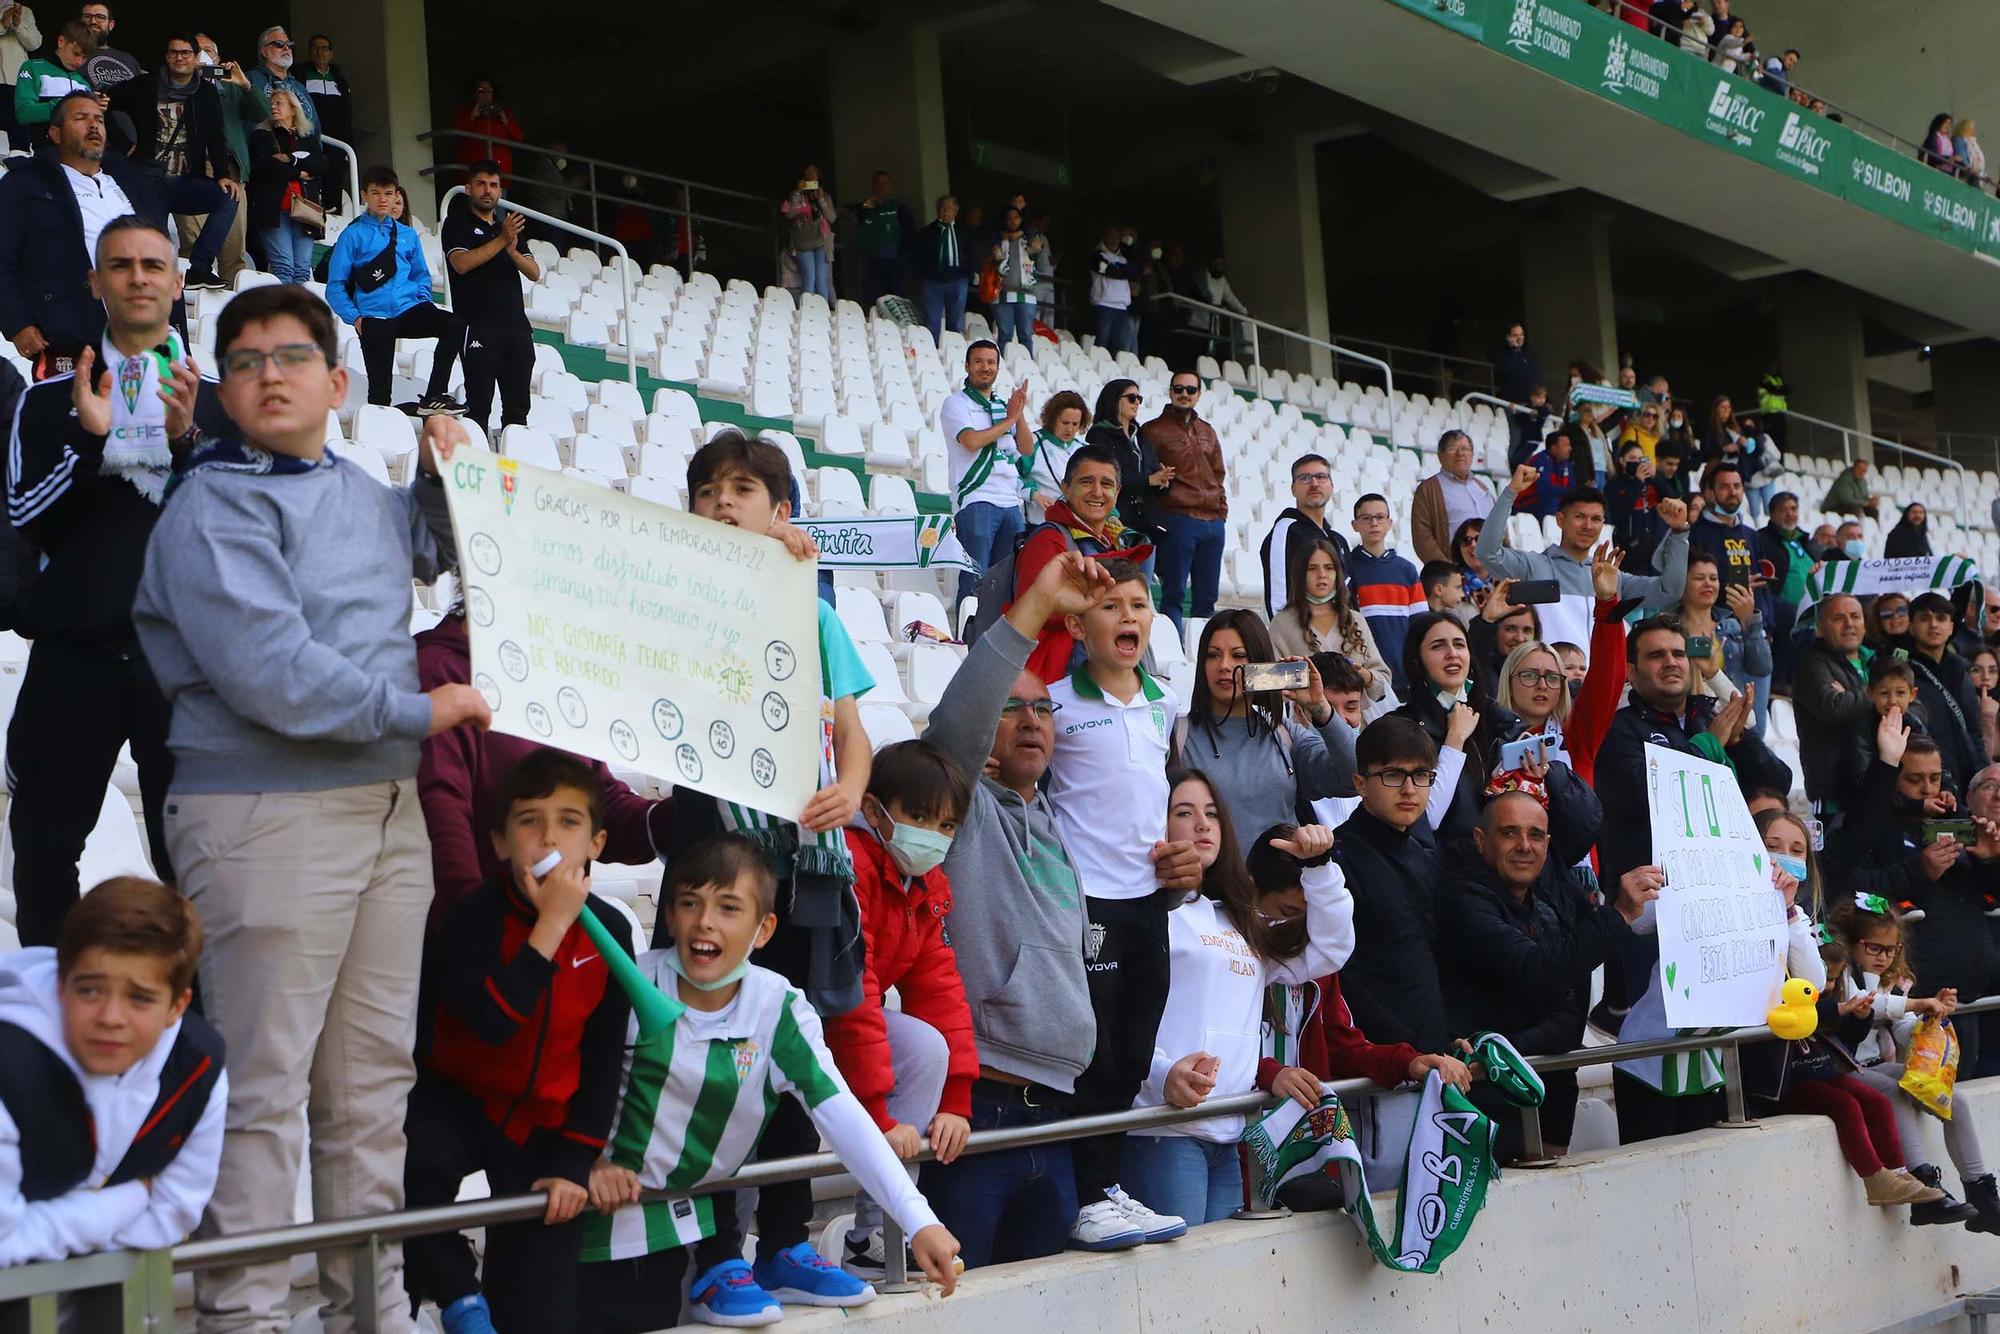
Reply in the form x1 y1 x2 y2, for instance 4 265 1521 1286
352 1235 382 1334
1513 1103 1557 1168
876 1216 920 1294
1231 1141 1291 1220
1718 1043 1752 1127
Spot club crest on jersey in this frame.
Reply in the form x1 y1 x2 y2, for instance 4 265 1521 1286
1084 922 1107 962
732 1040 758 1081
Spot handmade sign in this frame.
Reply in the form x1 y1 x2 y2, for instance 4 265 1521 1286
441 452 822 820
1646 743 1788 1028
797 514 974 572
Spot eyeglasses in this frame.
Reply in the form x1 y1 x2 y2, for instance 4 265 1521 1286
1170 384 1200 396
1879 606 1910 619
1854 939 1896 958
1971 779 2000 796
1000 698 1062 719
1513 669 1566 689
1294 471 1332 485
1362 767 1437 788
265 38 292 48
220 343 325 378
1120 392 1143 404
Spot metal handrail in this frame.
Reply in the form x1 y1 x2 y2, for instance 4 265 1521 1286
9 994 2000 1322
437 185 635 386
418 128 775 282
1156 293 1398 436
319 133 360 218
1781 407 1969 480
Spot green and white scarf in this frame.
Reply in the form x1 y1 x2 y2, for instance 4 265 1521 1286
1241 1031 1543 1275
1802 555 1980 610
952 380 1013 506
101 330 186 505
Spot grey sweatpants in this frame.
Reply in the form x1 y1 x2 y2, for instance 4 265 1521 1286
850 1010 950 1235
1853 1061 1988 1182
175 779 430 1334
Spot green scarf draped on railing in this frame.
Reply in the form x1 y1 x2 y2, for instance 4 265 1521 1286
1241 1031 1543 1275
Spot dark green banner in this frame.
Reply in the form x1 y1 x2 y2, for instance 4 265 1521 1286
1457 0 1993 261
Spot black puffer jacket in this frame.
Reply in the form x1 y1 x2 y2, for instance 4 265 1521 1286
1792 638 1872 805
1332 807 1450 1055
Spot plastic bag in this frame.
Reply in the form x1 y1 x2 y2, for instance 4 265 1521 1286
1900 1015 1961 1121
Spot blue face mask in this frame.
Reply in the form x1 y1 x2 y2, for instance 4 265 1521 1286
1773 853 1809 884
663 942 751 993
1844 538 1867 560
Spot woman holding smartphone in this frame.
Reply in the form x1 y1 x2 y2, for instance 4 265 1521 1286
1170 610 1360 839
1676 549 1770 732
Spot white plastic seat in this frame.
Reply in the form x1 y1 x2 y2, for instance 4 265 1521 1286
855 643 907 703
498 425 563 470
889 590 952 639
568 432 629 478
354 404 416 457
859 702 916 749
627 474 683 508
816 467 866 516
868 475 917 515
904 643 959 707
834 584 891 644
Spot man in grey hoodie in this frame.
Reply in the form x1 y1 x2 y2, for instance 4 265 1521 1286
1476 464 1693 662
132 284 489 1334
919 550 1200 1268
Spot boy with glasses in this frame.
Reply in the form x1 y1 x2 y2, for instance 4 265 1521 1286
133 284 489 1333
1141 375 1225 629
1260 451 1349 619
1346 492 1426 695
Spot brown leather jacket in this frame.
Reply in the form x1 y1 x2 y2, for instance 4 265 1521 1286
1142 409 1227 521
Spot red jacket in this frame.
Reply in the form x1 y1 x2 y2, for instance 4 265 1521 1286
1257 974 1420 1092
1566 597 1631 789
1010 501 1151 684
417 615 668 942
422 879 634 1184
824 828 979 1131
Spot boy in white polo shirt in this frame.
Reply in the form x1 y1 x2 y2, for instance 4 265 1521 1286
1041 555 1185 1252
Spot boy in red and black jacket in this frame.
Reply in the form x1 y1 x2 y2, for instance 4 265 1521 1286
405 749 634 1334
824 740 980 1280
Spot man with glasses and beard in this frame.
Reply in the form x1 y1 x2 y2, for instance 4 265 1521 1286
1142 373 1226 629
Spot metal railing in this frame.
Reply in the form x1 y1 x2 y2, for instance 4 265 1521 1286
1778 407 1969 481
320 134 360 219
14 996 2000 1329
436 185 637 386
418 129 777 283
1156 293 1398 436
1329 331 1495 398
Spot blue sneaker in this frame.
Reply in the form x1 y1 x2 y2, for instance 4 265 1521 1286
687 1259 783 1327
438 1294 498 1334
752 1240 876 1307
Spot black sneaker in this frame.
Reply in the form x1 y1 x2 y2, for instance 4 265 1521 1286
184 267 225 291
417 394 467 418
1587 999 1628 1041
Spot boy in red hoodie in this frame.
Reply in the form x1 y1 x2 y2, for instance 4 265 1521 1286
826 739 980 1279
405 748 635 1334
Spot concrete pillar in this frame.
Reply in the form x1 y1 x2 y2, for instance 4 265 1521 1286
1217 135 1331 377
1518 203 1618 382
828 27 949 229
1929 340 2000 466
1773 275 1873 453
290 0 434 222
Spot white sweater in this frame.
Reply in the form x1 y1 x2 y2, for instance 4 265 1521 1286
1133 862 1355 1142
0 948 226 1266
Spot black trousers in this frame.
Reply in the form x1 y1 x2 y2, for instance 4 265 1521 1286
403 1077 586 1333
8 638 174 945
358 304 466 405
576 1231 736 1334
462 324 534 430
1070 893 1172 1205
1612 1069 1724 1147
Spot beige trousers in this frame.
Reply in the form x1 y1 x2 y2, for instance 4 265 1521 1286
173 779 431 1334
175 202 248 284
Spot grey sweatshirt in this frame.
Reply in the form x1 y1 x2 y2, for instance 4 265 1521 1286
923 617 1094 1091
133 461 451 794
1473 485 1688 657
1172 710 1358 840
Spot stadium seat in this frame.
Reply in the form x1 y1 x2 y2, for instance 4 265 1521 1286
834 584 890 644
498 426 563 470
859 702 917 749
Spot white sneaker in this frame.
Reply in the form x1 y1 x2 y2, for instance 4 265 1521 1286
1105 1184 1189 1242
1068 1199 1145 1251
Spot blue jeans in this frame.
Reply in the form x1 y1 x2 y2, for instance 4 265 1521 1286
923 1088 1078 1269
1747 671 1772 738
794 245 832 302
993 301 1035 351
163 175 237 270
1154 513 1224 628
261 220 315 284
953 500 1025 606
1747 482 1775 523
1093 303 1131 353
922 276 968 340
1119 1134 1242 1226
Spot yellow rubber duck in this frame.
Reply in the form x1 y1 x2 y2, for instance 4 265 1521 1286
1767 978 1819 1041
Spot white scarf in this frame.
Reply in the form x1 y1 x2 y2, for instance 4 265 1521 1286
99 331 183 505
